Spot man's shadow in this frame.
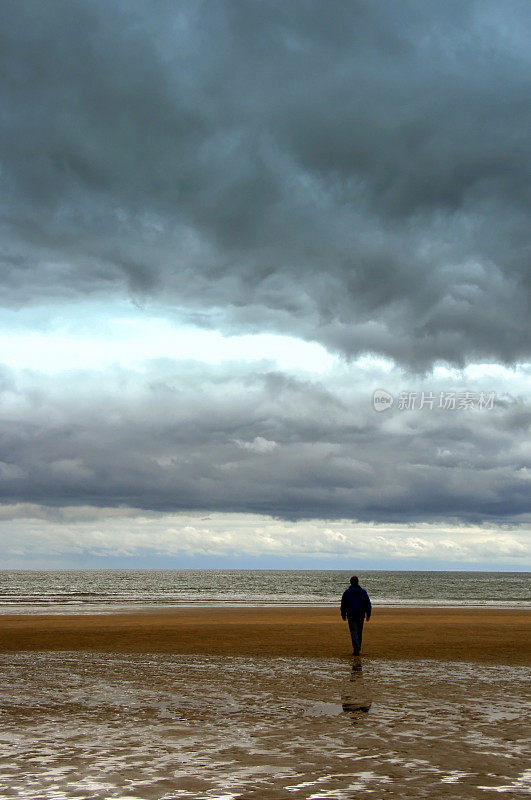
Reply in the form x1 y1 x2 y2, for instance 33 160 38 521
341 656 372 723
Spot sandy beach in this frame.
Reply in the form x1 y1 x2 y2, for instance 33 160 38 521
2 648 530 799
0 606 529 664
1 608 529 798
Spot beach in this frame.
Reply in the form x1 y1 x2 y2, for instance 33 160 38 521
1 607 529 798
0 606 529 664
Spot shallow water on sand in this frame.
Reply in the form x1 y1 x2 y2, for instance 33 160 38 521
0 653 529 799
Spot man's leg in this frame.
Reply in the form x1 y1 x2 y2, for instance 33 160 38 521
356 618 364 650
348 618 361 655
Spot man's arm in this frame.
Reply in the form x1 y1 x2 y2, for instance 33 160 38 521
340 590 347 621
364 590 372 621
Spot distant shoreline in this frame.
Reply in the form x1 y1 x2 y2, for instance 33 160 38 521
0 607 529 665
1 600 531 616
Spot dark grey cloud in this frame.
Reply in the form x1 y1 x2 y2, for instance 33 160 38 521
0 0 529 369
0 363 528 523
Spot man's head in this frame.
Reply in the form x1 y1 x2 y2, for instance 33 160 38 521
350 576 359 587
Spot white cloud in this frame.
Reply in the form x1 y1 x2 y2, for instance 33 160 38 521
0 505 528 567
233 437 278 454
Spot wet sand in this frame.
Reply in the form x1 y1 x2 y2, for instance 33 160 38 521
1 612 530 797
0 607 529 663
1 651 530 798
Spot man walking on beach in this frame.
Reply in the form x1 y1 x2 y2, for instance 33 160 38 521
341 576 371 655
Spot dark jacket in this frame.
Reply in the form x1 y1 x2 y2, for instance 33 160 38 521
341 586 371 621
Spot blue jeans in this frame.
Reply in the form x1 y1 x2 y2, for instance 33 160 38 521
348 617 364 654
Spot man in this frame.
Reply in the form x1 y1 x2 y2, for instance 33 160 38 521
341 576 372 655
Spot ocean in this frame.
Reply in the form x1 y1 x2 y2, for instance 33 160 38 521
0 569 529 613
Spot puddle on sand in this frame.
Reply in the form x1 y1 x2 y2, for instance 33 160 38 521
0 653 529 799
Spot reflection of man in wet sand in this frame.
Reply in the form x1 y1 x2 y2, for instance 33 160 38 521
341 656 372 718
341 576 372 655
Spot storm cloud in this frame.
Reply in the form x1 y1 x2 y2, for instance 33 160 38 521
0 2 529 565
1 0 529 369
0 361 528 523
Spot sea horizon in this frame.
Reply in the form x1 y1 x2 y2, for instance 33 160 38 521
1 568 529 614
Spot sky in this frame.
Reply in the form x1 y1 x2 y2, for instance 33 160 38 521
0 0 529 570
